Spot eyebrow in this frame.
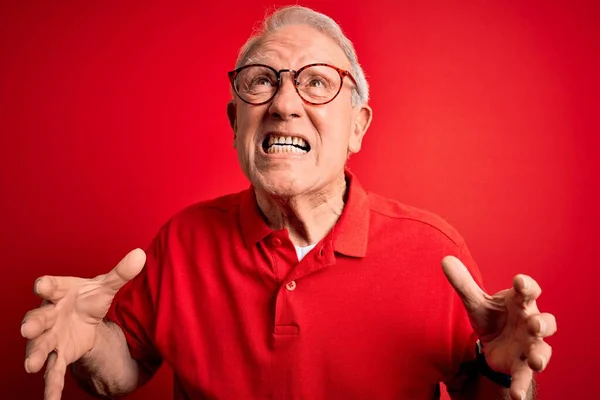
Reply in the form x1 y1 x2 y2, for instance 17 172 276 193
242 56 339 70
242 52 270 66
242 48 338 69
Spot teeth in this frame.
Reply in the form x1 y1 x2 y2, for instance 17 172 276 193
268 135 307 148
266 144 307 154
265 134 309 155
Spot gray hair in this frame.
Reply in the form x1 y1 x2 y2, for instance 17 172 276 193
234 5 369 107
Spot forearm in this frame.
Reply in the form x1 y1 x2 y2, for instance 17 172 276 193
474 375 535 400
70 320 141 397
451 375 536 400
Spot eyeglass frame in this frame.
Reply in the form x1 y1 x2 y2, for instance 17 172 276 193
227 63 358 106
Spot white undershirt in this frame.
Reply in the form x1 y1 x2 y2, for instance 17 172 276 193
294 244 317 261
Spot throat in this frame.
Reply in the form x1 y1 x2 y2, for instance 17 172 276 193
254 177 348 247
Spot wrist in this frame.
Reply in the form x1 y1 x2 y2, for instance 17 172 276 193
79 320 111 364
475 340 512 388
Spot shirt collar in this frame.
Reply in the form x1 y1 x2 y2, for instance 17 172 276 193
239 168 370 257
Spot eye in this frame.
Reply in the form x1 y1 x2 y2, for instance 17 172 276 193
251 76 274 87
308 78 325 88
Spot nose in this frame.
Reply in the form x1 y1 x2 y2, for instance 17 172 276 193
268 71 305 120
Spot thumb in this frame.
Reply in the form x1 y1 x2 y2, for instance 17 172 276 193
441 255 486 312
103 248 147 292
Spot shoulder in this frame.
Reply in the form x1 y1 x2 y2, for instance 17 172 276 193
154 189 248 238
367 191 466 248
176 190 245 219
364 190 484 286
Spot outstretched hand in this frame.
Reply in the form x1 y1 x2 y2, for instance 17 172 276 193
442 256 557 400
21 249 146 400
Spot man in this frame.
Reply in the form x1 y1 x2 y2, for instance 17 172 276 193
21 5 556 400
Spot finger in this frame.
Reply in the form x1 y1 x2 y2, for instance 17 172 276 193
35 275 77 303
526 340 552 372
44 351 67 400
441 256 486 312
527 313 557 338
21 304 57 339
25 330 58 374
102 248 146 292
509 362 534 400
513 274 542 303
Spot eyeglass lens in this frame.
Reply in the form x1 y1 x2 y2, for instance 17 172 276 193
234 65 343 104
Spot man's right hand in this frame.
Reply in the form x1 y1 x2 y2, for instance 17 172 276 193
21 248 146 400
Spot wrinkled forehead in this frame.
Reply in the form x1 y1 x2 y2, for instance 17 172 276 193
243 25 351 71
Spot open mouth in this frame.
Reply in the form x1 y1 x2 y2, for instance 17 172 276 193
262 134 311 155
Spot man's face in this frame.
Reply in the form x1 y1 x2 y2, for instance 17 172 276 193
228 24 372 198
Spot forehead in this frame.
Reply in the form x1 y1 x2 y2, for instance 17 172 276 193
246 25 351 70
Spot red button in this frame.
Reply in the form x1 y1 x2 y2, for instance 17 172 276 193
271 237 281 247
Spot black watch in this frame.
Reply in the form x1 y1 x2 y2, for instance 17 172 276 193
475 340 512 388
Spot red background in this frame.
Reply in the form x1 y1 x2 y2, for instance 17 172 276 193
1 1 598 399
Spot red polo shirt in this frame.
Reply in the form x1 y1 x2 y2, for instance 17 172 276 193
107 170 483 400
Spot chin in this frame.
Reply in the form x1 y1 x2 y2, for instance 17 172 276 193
253 169 309 199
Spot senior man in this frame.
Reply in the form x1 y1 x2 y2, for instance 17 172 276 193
21 5 556 400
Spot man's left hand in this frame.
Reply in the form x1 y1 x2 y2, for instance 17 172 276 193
442 256 557 400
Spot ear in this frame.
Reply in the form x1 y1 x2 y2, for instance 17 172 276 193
227 100 238 147
348 104 373 154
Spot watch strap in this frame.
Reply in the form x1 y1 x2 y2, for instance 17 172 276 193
475 340 512 388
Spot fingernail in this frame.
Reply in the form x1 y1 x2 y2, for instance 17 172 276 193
520 390 526 400
20 322 26 338
521 276 529 289
539 319 547 335
24 357 30 373
34 278 42 295
539 355 547 370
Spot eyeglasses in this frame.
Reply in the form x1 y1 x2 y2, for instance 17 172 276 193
228 63 357 106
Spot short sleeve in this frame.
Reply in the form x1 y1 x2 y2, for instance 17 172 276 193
105 233 164 380
442 242 486 391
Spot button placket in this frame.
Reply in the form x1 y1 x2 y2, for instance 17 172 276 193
266 234 299 281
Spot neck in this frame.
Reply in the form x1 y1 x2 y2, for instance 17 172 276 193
255 174 347 247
